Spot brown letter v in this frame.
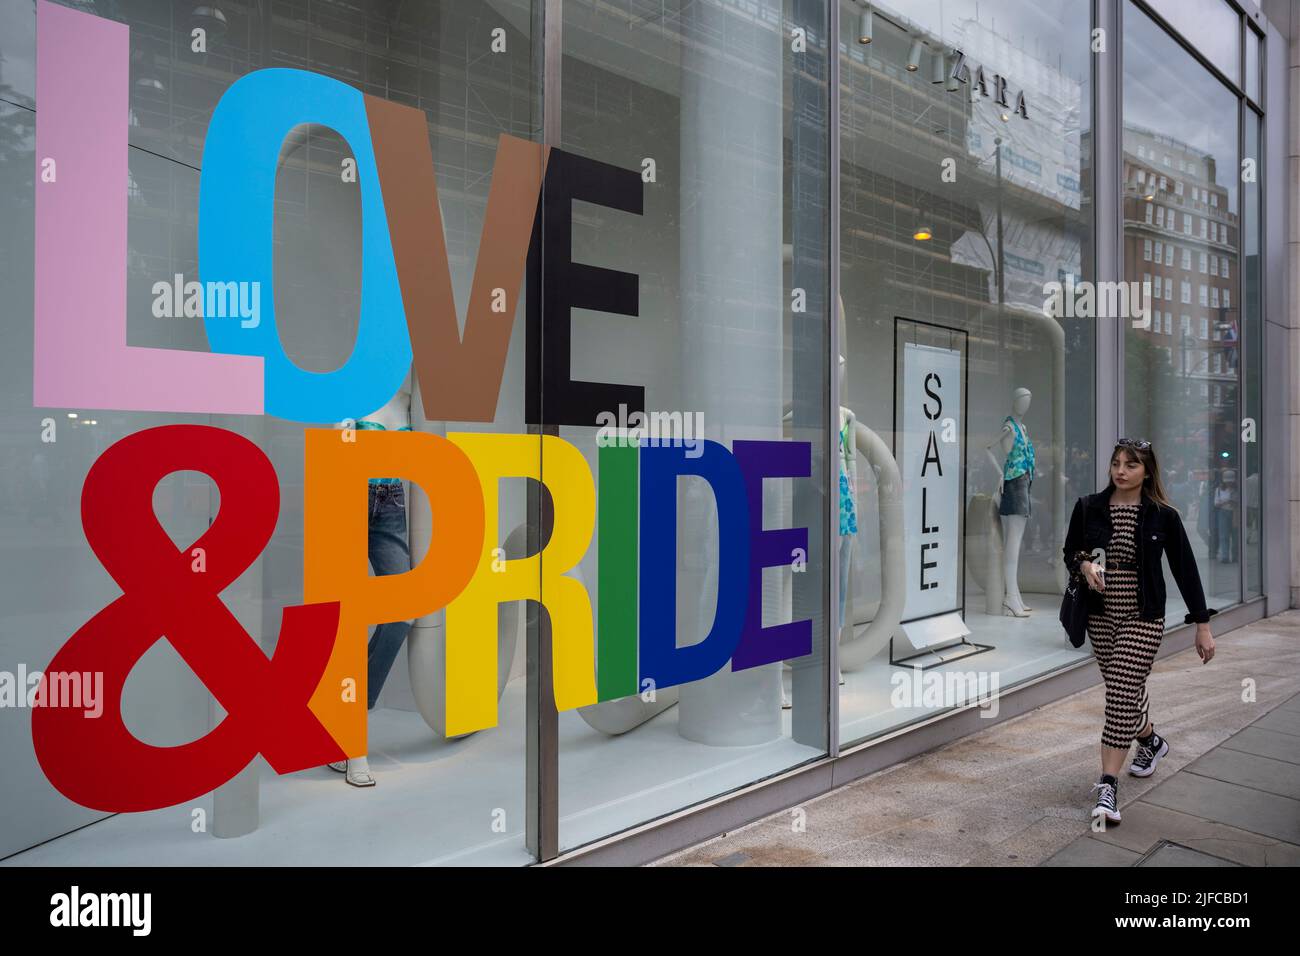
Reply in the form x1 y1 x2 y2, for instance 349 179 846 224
366 97 547 423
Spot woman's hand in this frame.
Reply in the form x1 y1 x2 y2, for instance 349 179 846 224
1195 624 1215 664
1081 560 1104 591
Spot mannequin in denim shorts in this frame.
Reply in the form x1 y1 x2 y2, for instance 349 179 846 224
328 370 414 787
986 387 1035 617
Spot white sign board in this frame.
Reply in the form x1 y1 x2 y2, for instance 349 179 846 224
900 341 963 628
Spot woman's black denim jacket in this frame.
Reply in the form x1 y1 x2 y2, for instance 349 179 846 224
1061 485 1218 625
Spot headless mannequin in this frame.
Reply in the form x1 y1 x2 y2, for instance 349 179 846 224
781 357 852 708
328 368 414 787
836 356 856 685
363 371 413 432
985 388 1034 616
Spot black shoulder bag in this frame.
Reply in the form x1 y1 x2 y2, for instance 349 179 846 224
1059 562 1096 648
1059 502 1097 648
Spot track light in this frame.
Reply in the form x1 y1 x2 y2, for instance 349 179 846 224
190 6 228 42
857 3 873 44
906 37 923 72
912 208 933 241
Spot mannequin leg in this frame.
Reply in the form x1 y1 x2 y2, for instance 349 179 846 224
367 484 414 707
1000 514 1028 614
336 482 413 787
837 534 853 686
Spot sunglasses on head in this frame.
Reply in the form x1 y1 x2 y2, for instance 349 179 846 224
1117 437 1151 450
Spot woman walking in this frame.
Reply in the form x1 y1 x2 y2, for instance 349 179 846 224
1062 439 1217 825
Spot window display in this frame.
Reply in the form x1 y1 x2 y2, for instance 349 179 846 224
0 0 1272 869
835 0 1096 745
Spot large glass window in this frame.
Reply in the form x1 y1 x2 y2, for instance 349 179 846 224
836 0 1094 745
554 0 830 851
1143 0 1241 86
1242 107 1262 601
2 0 542 866
1123 0 1241 620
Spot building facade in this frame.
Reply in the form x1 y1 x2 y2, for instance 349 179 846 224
0 0 1289 866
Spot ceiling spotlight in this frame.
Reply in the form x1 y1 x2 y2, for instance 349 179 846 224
67 412 77 419
857 3 873 44
190 6 228 42
134 76 166 100
906 37 924 72
912 212 933 241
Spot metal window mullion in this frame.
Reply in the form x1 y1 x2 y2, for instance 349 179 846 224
1096 0 1124 481
827 0 841 759
526 0 562 865
1237 84 1245 605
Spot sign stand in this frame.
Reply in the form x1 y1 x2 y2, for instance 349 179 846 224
890 319 995 670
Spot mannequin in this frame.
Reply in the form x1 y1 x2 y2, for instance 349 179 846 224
835 356 856 683
782 355 852 709
985 387 1035 616
328 367 414 787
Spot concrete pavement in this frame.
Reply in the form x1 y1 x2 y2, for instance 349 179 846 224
654 610 1300 867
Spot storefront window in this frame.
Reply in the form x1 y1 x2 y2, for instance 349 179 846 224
554 0 831 852
1122 0 1242 620
1143 0 1240 86
2 0 542 866
836 0 1094 744
1242 107 1262 601
0 0 1276 869
1245 26 1261 105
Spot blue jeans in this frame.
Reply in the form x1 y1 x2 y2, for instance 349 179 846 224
367 482 413 709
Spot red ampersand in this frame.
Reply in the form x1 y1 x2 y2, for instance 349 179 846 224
32 425 345 812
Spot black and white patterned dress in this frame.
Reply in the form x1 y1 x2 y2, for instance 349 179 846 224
1087 503 1166 749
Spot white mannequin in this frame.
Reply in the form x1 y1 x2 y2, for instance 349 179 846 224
835 355 856 686
328 368 414 787
985 387 1033 616
361 370 413 431
781 355 851 709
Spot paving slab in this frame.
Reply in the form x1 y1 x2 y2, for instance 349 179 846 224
1137 843 1242 866
1219 726 1300 763
1184 746 1300 799
1141 772 1300 845
655 617 1300 868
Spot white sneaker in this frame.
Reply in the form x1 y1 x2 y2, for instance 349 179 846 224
1090 778 1121 824
1129 732 1169 778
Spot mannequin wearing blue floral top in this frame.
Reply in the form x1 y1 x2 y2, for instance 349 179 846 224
838 406 859 635
985 388 1035 617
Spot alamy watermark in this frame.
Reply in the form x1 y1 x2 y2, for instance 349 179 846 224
595 403 705 458
151 274 261 328
0 665 103 718
890 665 1001 718
50 886 151 936
1042 276 1152 328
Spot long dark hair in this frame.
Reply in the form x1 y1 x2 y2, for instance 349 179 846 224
1106 442 1177 512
